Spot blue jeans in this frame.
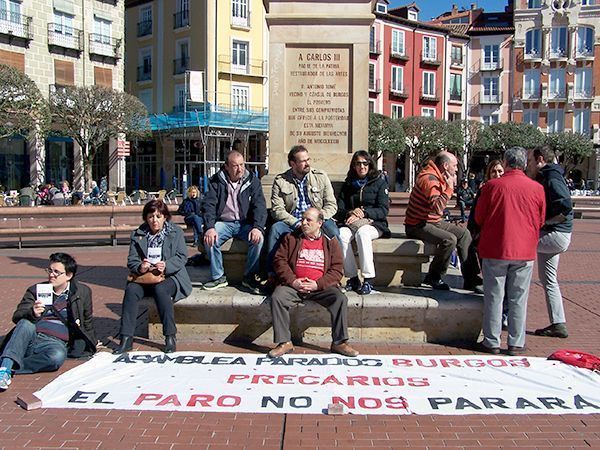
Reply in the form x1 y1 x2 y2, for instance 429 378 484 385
266 219 340 274
0 319 67 374
206 221 263 280
184 214 204 243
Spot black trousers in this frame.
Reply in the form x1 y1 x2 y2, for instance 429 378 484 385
120 278 177 337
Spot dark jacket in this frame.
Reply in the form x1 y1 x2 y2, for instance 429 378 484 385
335 174 391 238
457 185 475 204
178 196 202 218
203 169 267 232
537 164 573 233
273 229 343 291
1 280 97 358
128 223 192 302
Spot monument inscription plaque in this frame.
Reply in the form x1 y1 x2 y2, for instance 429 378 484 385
285 45 352 155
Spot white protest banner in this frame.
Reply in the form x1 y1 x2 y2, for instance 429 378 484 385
35 352 600 415
147 247 162 264
36 284 53 306
188 71 204 102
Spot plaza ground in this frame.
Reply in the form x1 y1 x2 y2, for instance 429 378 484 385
0 219 599 449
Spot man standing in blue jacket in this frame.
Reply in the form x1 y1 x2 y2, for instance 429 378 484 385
202 151 266 293
527 145 573 338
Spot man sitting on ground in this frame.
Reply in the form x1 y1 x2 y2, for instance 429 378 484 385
0 253 97 391
203 151 266 293
268 207 359 358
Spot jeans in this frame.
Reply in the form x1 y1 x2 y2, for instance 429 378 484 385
206 221 263 280
120 277 178 337
184 214 204 243
537 230 571 324
266 219 340 274
339 225 381 278
0 319 67 374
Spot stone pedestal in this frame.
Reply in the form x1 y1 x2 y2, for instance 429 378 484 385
263 0 374 182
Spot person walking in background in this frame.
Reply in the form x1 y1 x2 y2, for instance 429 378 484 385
475 147 545 356
527 145 573 339
179 185 204 247
336 151 390 295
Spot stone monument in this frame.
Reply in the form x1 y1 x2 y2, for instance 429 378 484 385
263 0 375 182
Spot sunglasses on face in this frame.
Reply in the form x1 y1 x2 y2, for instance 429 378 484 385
354 161 369 166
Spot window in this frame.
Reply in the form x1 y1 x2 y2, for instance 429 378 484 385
523 69 540 98
547 109 564 133
523 109 539 126
577 27 594 57
0 0 20 22
483 44 500 69
391 104 403 119
175 0 189 28
482 114 499 126
138 47 151 81
375 2 387 13
391 66 403 93
53 11 74 35
581 0 595 5
423 71 435 97
408 10 418 21
451 45 463 65
525 29 541 58
550 27 568 58
448 112 462 122
574 109 591 135
368 63 375 91
232 0 249 27
449 73 462 101
574 67 592 98
93 16 112 42
423 36 436 61
391 29 405 56
369 26 377 53
368 100 375 113
483 76 499 102
548 68 566 98
528 0 542 7
232 40 248 72
174 39 189 75
138 5 152 37
422 108 435 118
232 85 249 110
138 89 153 113
175 84 186 111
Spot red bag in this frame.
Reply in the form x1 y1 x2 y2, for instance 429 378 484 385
548 349 600 371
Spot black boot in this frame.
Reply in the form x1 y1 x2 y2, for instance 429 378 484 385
113 336 133 354
164 335 176 353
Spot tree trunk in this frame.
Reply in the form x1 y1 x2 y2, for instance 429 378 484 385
73 142 85 192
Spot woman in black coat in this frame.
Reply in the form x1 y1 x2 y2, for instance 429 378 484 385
335 150 390 295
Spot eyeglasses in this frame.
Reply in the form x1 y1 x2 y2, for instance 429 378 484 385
45 268 65 277
354 161 369 167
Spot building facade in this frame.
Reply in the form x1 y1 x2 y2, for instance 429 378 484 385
0 0 124 190
124 0 268 192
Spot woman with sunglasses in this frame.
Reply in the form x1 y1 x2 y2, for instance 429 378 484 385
335 150 390 295
113 199 192 354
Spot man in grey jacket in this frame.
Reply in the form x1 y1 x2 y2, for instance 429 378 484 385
267 145 339 274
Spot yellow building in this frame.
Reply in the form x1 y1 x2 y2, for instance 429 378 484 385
125 0 268 191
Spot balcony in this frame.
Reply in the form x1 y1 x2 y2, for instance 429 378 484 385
47 23 83 52
389 83 408 98
524 50 542 62
173 57 188 75
572 86 595 102
369 40 381 55
448 90 463 102
218 54 267 78
575 47 594 60
173 9 190 29
420 88 440 102
450 56 464 68
480 58 503 71
369 79 381 94
390 46 409 61
137 65 151 82
519 87 541 102
0 10 32 40
137 19 152 37
479 92 502 104
548 48 568 60
231 11 250 28
421 51 441 66
88 34 121 59
546 89 567 102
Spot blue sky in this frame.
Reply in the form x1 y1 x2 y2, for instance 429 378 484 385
387 0 510 21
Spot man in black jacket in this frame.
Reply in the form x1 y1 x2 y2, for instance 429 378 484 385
527 146 573 338
0 253 96 391
203 151 267 293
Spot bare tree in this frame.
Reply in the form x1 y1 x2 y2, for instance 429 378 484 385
50 85 150 191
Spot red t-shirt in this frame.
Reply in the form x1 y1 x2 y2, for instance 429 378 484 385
295 236 325 281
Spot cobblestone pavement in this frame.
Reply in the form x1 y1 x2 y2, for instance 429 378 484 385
0 220 598 449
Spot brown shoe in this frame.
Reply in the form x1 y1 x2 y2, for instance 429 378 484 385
507 346 526 356
331 341 359 357
267 342 294 358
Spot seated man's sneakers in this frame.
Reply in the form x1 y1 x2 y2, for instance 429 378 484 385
203 276 228 290
423 274 450 290
0 368 12 390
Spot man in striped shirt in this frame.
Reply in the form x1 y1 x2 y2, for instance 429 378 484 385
404 152 482 292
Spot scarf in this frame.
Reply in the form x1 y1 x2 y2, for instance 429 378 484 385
352 178 369 189
145 221 172 248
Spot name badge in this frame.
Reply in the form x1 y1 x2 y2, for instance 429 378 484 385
147 247 162 264
36 284 54 306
